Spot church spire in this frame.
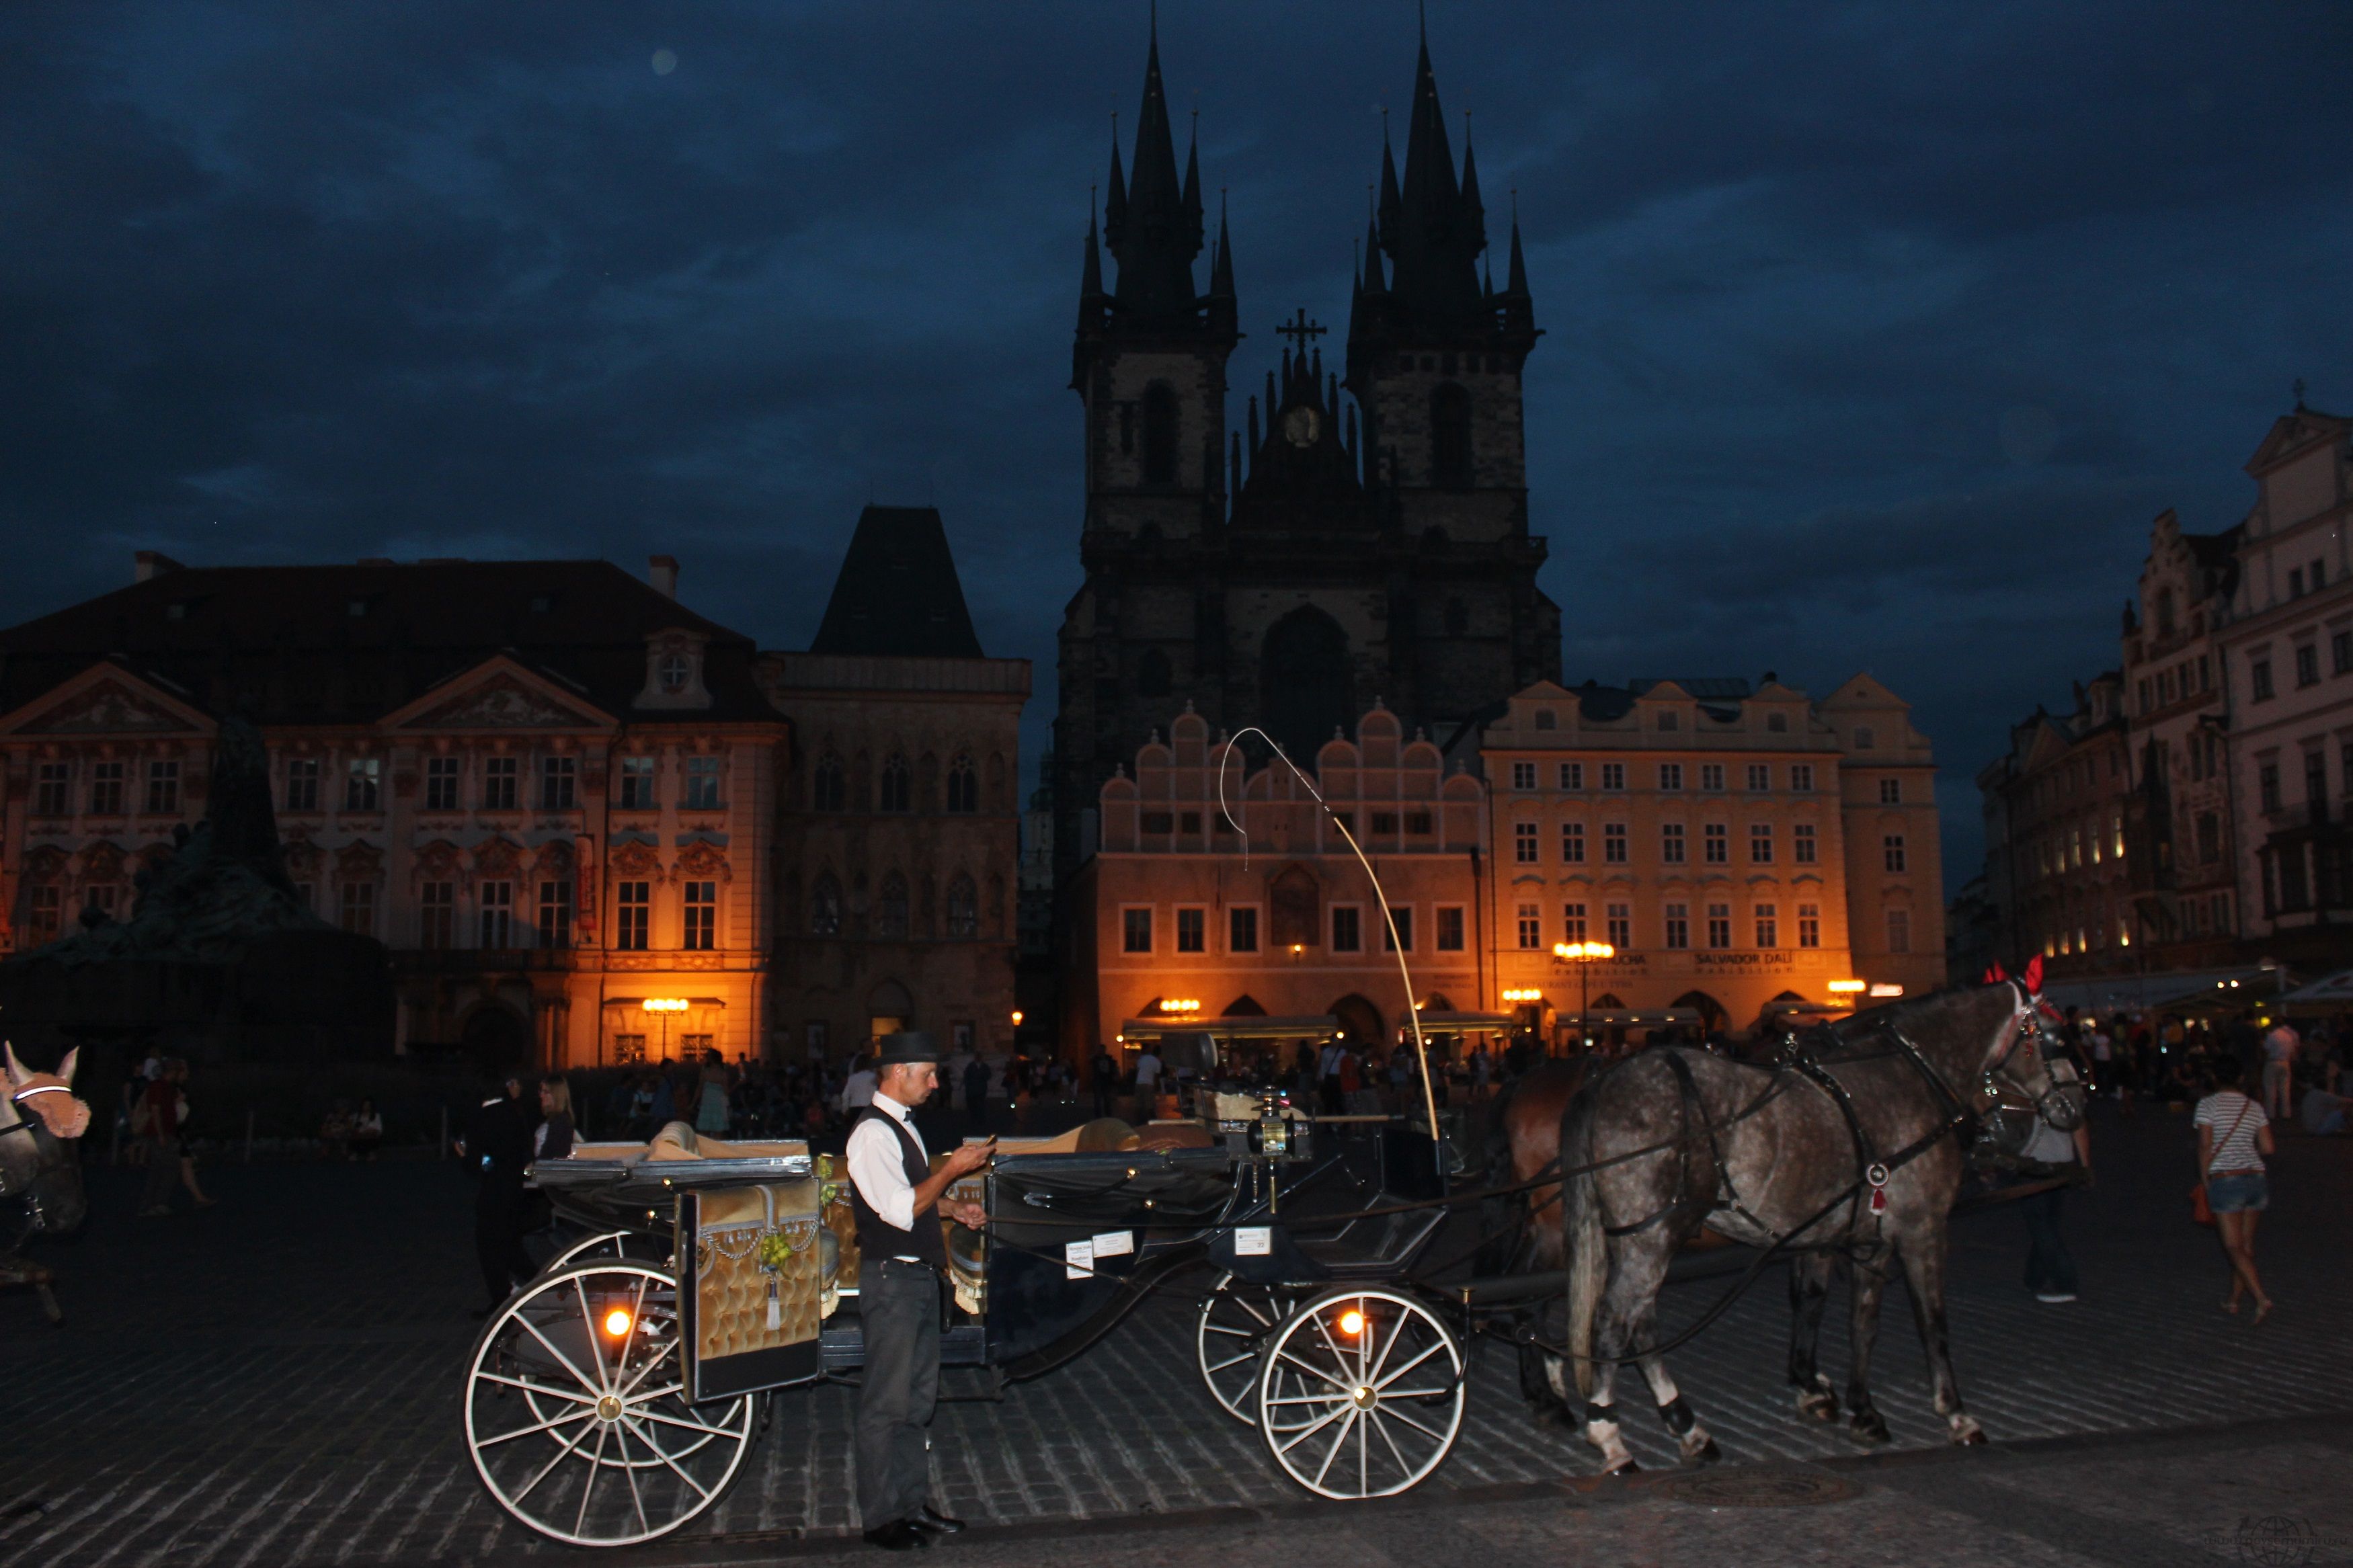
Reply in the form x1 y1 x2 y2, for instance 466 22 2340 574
1103 117 1126 242
1099 17 1204 321
1373 26 1488 329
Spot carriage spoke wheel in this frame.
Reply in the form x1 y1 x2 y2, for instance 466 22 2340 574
541 1228 672 1279
1197 1272 1295 1423
1254 1286 1464 1499
465 1261 756 1546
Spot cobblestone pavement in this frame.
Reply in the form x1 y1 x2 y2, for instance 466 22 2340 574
3 1105 2348 1567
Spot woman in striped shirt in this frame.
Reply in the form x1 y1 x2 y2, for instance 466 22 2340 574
2194 1055 2276 1323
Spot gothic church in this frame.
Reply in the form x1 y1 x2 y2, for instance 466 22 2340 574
1053 21 1560 880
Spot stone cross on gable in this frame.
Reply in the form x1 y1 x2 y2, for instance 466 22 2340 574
1275 308 1326 352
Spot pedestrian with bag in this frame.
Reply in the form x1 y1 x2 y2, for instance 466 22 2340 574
846 1032 992 1550
2194 1054 2275 1323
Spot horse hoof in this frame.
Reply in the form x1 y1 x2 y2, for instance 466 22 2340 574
1686 1438 1722 1465
1949 1417 1987 1446
1847 1413 1890 1445
1796 1394 1839 1423
1603 1458 1642 1476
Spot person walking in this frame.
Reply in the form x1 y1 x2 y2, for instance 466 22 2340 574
137 1059 216 1215
2260 1020 2299 1121
845 1032 992 1550
1089 1044 1117 1120
2196 1055 2276 1323
2019 1100 2091 1303
1132 1043 1162 1121
464 1075 537 1317
840 1053 878 1118
961 1053 990 1134
694 1052 730 1137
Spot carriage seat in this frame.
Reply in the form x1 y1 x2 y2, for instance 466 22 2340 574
975 1117 1137 1155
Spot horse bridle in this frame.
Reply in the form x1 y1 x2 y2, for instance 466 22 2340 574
1980 979 2082 1124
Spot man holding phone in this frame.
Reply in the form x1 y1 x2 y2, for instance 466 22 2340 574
846 1031 994 1550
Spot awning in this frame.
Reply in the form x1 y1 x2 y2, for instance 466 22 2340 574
1410 1011 1517 1032
2278 968 2353 1005
1574 1008 1699 1027
1118 1014 1340 1042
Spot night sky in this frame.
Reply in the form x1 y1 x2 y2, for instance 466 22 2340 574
6 2 2352 887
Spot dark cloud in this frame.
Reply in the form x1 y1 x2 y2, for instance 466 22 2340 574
3 0 2351 889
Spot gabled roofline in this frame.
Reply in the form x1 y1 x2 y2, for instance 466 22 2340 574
379 652 620 734
0 658 218 738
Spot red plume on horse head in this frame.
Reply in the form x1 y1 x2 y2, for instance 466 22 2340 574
2022 956 2044 995
1981 964 2008 985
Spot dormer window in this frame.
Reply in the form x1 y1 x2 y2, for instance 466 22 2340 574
347 598 368 618
659 654 691 694
530 593 554 614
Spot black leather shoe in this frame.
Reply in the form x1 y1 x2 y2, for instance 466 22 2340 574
863 1521 928 1551
913 1506 965 1534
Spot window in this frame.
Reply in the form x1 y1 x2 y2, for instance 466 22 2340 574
1406 810 1433 835
1745 764 1769 792
536 755 575 810
1123 907 1153 954
1853 727 1876 749
1558 762 1584 790
1659 762 1683 790
2335 631 2353 676
2112 811 2126 859
477 880 512 948
1513 821 1538 863
1331 905 1361 952
685 755 723 811
1878 778 1901 804
144 759 180 815
1797 903 1821 948
1885 908 1912 954
807 875 840 937
2290 567 2305 598
1176 907 1206 953
26 885 59 943
483 756 518 811
616 881 651 950
420 882 454 948
946 757 979 813
877 874 908 938
338 880 375 937
1601 762 1626 791
1703 823 1728 864
621 755 659 810
425 757 461 811
1603 823 1628 864
1749 823 1773 863
682 880 717 950
1657 710 1679 731
1706 903 1731 950
947 875 978 938
1515 903 1541 950
1767 712 1788 733
1435 906 1465 952
344 757 381 811
1511 761 1538 791
1883 835 1907 872
2252 659 2274 701
2197 811 2221 864
538 881 572 948
1430 382 1472 487
1605 903 1632 948
1754 903 1778 948
658 653 692 694
1700 764 1724 792
1382 907 1413 952
1142 382 1180 485
2259 761 2280 813
1371 812 1397 835
1661 823 1686 864
33 762 68 816
89 760 124 815
612 1034 647 1066
1794 823 1818 864
2297 645 2320 688
1534 708 1557 731
87 884 120 920
1663 903 1689 950
1230 906 1261 953
2313 558 2326 589
1790 764 1814 792
1561 821 1585 863
1562 903 1587 944
2200 654 2212 690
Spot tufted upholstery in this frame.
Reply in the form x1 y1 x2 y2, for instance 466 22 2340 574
690 1180 824 1366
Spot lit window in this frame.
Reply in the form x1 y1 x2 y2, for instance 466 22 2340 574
616 880 651 950
1753 903 1778 948
344 756 380 811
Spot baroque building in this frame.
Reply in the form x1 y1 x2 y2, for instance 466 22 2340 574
1975 675 2135 977
1053 24 1560 894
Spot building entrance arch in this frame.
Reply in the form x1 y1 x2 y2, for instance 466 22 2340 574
1328 993 1384 1047
461 1001 532 1075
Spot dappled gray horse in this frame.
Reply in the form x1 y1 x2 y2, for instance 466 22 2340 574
3 1044 90 1324
1558 977 2083 1471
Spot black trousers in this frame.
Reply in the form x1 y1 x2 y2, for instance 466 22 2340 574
856 1260 941 1527
2020 1186 2077 1294
476 1177 533 1303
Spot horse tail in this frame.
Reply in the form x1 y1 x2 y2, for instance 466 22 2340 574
1562 1083 1607 1400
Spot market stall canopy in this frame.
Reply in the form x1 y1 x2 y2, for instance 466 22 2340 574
1119 1014 1340 1042
2275 968 2353 1011
1580 1008 1699 1027
1410 1012 1515 1032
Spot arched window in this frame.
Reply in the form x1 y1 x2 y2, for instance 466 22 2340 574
812 753 846 812
1261 606 1351 764
946 874 978 939
878 753 912 813
945 755 979 813
1137 647 1172 698
1430 383 1472 488
877 872 910 938
1142 382 1180 485
809 874 842 936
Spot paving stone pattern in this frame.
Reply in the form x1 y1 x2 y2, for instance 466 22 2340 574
3 1107 2348 1567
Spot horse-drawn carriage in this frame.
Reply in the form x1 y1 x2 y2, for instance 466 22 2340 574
462 1098 1505 1547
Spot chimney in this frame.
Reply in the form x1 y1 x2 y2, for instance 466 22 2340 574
134 550 184 584
648 554 679 599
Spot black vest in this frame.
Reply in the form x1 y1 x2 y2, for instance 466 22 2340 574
849 1106 946 1269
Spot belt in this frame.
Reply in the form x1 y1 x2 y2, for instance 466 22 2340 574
2208 1167 2262 1177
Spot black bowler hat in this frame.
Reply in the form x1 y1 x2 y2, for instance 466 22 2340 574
875 1030 941 1067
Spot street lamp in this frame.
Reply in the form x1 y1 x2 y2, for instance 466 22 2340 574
1552 941 1616 1053
642 995 689 1062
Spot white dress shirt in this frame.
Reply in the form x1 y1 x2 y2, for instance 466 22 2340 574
840 1068 877 1114
846 1091 928 1256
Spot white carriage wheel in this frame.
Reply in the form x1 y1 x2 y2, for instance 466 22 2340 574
1196 1272 1295 1423
464 1261 757 1547
542 1229 671 1278
1254 1286 1465 1500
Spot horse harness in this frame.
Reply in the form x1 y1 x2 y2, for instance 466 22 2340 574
1598 985 2055 1249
